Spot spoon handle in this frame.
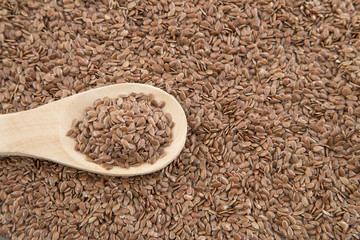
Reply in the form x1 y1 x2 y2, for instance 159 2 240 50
0 107 60 158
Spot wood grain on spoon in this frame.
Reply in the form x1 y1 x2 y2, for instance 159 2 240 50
0 83 187 176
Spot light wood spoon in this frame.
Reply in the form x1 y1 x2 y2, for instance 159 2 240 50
0 83 187 176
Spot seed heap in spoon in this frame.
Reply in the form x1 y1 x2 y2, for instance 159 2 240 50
66 92 174 169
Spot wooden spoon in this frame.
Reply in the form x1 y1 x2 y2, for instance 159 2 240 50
0 83 187 176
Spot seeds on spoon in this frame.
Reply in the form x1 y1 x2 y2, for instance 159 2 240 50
66 92 174 169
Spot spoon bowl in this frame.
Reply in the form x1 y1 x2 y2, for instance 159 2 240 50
0 83 187 176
